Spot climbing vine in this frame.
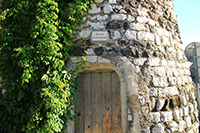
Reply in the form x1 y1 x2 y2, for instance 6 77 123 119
0 0 91 132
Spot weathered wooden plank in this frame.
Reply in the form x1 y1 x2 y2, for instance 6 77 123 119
102 72 112 133
111 72 122 133
91 72 102 133
75 74 84 133
83 73 92 133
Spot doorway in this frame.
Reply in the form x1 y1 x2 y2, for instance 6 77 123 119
75 70 122 133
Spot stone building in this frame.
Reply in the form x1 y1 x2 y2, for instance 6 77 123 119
67 0 199 132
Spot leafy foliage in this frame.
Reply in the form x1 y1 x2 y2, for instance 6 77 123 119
0 0 90 132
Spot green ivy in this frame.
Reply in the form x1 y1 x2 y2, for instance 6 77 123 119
0 0 90 132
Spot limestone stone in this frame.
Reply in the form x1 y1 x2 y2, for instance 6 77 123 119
95 0 103 3
161 60 167 66
133 58 147 66
138 31 155 42
90 16 97 20
184 116 192 128
179 120 187 132
108 0 116 4
97 57 111 63
125 30 137 40
87 48 95 55
111 14 127 21
152 123 165 133
79 30 91 38
150 87 158 96
168 77 177 86
156 27 165 36
188 103 194 113
186 128 194 133
88 4 101 14
165 86 179 97
155 35 161 45
137 16 148 23
113 31 121 39
142 127 150 133
119 9 127 14
153 77 168 87
167 121 179 132
173 109 181 121
154 67 166 77
160 111 173 122
127 15 135 22
85 56 98 63
149 58 160 66
104 4 113 14
89 22 105 29
161 36 170 46
130 23 146 31
128 114 133 121
97 15 108 21
138 96 145 105
182 96 188 106
183 106 189 116
157 99 165 111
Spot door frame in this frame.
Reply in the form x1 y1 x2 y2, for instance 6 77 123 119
67 63 128 133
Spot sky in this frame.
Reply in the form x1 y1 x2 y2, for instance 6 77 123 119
173 0 200 49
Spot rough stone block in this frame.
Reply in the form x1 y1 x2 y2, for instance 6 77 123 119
94 0 103 3
125 30 137 40
161 36 170 46
157 99 165 111
142 127 150 133
138 31 155 42
184 116 192 128
150 87 158 97
183 106 189 116
104 4 113 14
111 14 127 20
165 86 179 97
188 103 194 114
97 57 111 63
88 4 101 14
133 58 147 66
137 16 148 23
156 27 165 36
149 58 160 66
161 111 173 122
113 31 121 39
182 96 188 106
186 128 194 133
89 22 105 29
87 48 95 55
173 109 181 121
167 121 179 132
108 0 117 4
85 56 98 63
178 120 187 132
97 15 108 21
128 114 133 121
152 123 165 133
153 77 168 87
79 30 91 38
168 77 177 86
130 23 146 31
127 15 135 22
138 96 145 105
154 67 166 77
155 35 161 46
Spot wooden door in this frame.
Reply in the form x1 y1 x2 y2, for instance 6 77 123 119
75 71 122 133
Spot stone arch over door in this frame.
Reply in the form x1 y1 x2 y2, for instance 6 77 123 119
67 54 140 133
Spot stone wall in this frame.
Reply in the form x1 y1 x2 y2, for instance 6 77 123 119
69 0 199 132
